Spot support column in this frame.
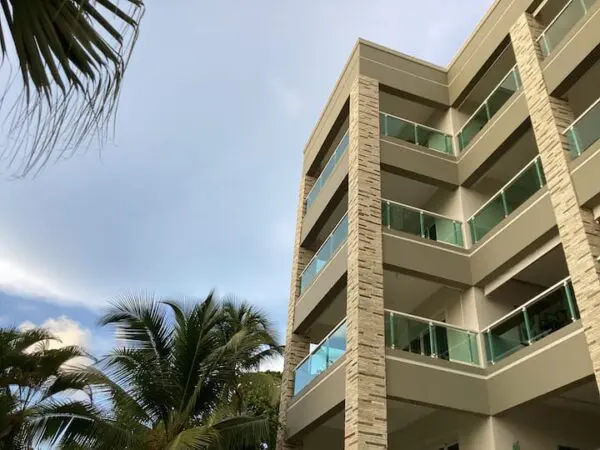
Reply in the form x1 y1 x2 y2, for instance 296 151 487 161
510 13 600 392
344 75 388 449
276 175 315 450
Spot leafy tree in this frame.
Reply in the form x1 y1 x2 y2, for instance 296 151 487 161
59 292 283 449
0 327 98 449
231 371 281 450
0 1 143 176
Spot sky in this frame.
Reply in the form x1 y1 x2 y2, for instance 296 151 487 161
0 0 495 370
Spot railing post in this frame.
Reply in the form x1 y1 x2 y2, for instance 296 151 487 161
534 157 545 187
501 190 509 217
513 67 522 89
522 308 533 344
419 211 426 238
414 123 419 146
485 102 491 121
389 312 395 349
469 219 478 244
564 281 578 321
429 323 437 358
384 201 391 229
486 331 495 365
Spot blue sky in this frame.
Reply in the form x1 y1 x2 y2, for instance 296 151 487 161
0 0 494 369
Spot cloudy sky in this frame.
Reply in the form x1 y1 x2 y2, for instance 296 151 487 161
0 0 494 369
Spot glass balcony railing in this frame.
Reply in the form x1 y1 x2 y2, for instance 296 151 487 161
380 112 455 155
564 97 600 159
483 278 579 364
300 214 348 294
305 132 349 211
294 319 347 395
537 0 596 58
457 66 522 152
468 156 546 244
385 310 480 366
382 200 465 247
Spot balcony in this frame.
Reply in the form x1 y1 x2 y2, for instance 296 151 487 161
379 112 454 155
483 278 579 364
384 310 480 366
382 200 465 247
537 0 596 58
305 132 349 212
293 319 346 395
468 156 546 243
300 214 348 294
457 66 522 152
565 97 600 159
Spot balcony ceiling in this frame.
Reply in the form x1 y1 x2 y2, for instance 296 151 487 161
381 171 439 210
384 270 447 314
321 399 435 433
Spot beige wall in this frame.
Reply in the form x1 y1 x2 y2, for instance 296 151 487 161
389 403 600 450
411 287 465 326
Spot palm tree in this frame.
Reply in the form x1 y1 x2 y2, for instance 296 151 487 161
0 1 143 176
0 326 99 449
61 292 283 449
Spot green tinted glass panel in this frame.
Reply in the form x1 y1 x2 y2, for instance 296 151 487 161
386 314 433 356
300 215 348 293
384 202 464 247
540 0 587 58
433 325 480 365
388 204 422 236
416 126 453 154
384 115 416 144
293 321 347 395
485 312 529 363
527 287 574 342
504 162 544 214
459 105 488 151
305 133 349 210
567 100 600 158
469 196 506 243
421 214 464 247
487 72 519 117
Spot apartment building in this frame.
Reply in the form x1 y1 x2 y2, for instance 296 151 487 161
276 0 600 449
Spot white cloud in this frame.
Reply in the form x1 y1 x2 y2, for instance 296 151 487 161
259 354 283 372
269 78 304 117
19 316 93 365
0 259 73 302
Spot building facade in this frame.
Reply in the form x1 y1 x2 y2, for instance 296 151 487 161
278 0 600 448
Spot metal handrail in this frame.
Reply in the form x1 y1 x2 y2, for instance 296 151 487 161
562 96 600 136
467 155 542 223
457 65 520 137
305 131 349 204
379 111 452 136
384 308 479 334
299 213 348 279
293 317 347 371
382 198 460 222
481 276 572 333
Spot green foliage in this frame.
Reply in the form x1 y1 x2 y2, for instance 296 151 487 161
0 326 98 449
74 291 284 449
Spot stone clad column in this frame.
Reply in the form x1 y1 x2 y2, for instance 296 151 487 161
510 13 600 392
344 75 388 449
277 175 315 450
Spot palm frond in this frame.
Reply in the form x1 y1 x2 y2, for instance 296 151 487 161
0 0 144 176
99 292 172 362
